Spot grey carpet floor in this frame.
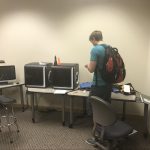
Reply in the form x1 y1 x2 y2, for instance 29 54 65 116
0 108 150 150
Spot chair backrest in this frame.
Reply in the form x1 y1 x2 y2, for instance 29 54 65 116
90 96 117 126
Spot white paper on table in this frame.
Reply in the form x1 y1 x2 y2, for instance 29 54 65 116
54 89 70 94
140 94 150 104
123 85 130 93
143 98 150 104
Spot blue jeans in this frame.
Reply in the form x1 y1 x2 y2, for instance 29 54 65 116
86 85 112 116
90 85 112 103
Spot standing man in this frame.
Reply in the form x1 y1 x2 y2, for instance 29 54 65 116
85 30 112 103
85 30 112 145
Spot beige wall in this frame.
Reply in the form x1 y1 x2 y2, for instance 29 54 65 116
145 35 150 94
0 0 150 115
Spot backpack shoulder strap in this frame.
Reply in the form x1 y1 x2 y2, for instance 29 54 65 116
95 44 108 86
99 44 108 49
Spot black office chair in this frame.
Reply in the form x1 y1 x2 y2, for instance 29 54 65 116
89 96 137 150
0 95 19 143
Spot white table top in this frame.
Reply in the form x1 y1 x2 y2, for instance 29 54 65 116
67 90 89 97
0 82 24 89
26 88 143 102
27 87 71 94
111 92 136 101
67 89 137 102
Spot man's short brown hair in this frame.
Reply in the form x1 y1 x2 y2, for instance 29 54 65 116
89 30 103 41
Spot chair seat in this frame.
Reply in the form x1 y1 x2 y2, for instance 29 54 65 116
0 95 16 104
104 120 133 140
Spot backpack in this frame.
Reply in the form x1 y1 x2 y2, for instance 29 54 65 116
96 44 126 84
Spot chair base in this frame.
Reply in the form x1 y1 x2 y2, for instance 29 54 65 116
0 104 19 143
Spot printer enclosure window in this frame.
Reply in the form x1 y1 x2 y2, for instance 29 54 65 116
25 67 43 86
51 68 71 87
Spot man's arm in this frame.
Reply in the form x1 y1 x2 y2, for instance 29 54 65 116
85 61 96 73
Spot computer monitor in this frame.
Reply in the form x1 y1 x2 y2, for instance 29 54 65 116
0 65 16 84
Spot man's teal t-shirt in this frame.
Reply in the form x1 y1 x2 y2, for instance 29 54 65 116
90 44 106 86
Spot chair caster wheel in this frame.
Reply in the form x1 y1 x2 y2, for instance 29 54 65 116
32 118 35 123
62 122 65 126
10 140 13 144
69 124 73 128
143 133 148 138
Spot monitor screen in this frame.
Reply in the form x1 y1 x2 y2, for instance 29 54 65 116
0 65 16 82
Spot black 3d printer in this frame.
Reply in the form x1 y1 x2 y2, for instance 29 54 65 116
24 62 79 90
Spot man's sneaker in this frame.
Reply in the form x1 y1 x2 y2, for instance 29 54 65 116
85 137 96 146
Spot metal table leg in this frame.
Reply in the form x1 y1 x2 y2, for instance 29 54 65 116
62 95 66 126
69 96 73 128
19 85 24 112
25 91 29 108
143 103 149 138
35 93 38 110
83 97 87 115
122 101 126 120
0 89 2 95
31 93 35 123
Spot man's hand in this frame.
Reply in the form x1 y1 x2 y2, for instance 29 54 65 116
85 61 96 73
